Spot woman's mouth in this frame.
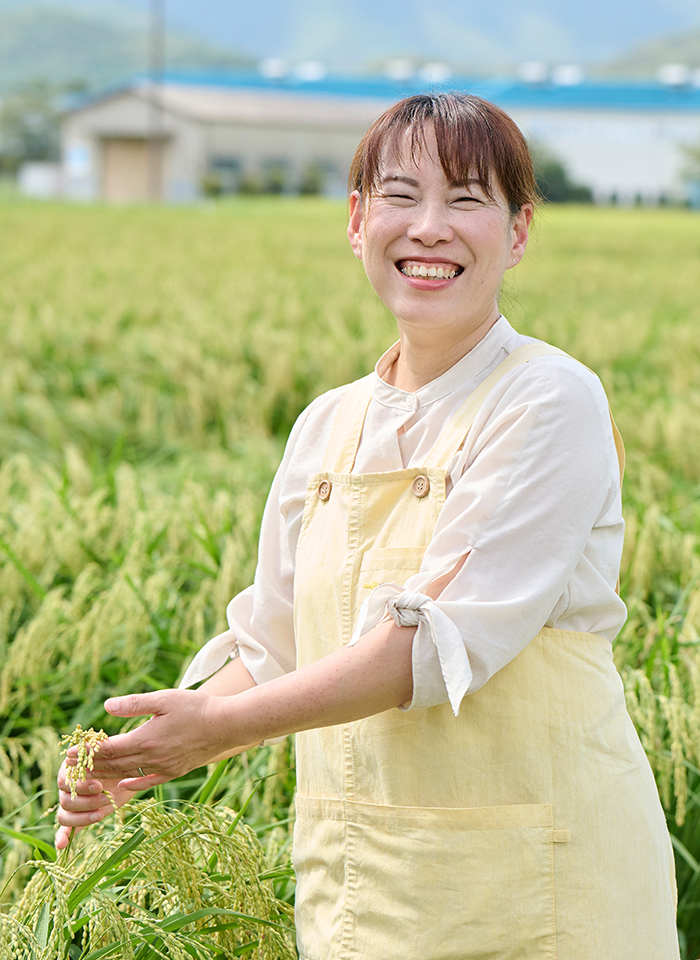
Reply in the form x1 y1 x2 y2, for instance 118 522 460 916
397 260 463 280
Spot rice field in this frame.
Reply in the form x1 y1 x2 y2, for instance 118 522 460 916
0 195 700 957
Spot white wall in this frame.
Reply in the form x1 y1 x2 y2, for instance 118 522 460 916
515 108 700 202
18 162 62 199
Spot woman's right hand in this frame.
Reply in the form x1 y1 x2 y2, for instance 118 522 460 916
54 760 134 850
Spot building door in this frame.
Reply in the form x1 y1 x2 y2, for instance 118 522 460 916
101 138 165 202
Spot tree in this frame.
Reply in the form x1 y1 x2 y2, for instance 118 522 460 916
682 144 700 209
0 80 61 173
531 145 593 204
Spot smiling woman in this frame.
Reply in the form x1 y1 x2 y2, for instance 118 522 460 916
346 108 533 388
57 94 679 960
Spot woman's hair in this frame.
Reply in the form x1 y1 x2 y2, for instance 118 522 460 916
348 93 538 215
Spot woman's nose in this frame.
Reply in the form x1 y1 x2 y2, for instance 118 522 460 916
406 202 454 246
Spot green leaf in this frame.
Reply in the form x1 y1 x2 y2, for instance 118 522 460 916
123 574 169 644
0 823 57 861
227 939 259 956
257 863 295 882
81 936 138 960
194 758 231 804
34 901 51 948
670 833 700 874
127 906 291 935
0 791 52 826
157 906 291 933
0 533 47 599
67 828 146 911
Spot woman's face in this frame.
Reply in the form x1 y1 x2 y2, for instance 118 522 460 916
347 125 532 345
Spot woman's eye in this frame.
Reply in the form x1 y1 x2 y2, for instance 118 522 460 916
383 193 416 204
453 196 482 205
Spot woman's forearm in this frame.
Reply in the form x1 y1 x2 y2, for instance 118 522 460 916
214 618 416 746
195 656 262 758
198 654 258 697
204 561 458 747
82 619 417 786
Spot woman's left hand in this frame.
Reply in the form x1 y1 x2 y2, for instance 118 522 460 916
67 689 236 790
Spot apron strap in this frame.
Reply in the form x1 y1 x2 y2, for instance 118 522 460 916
321 375 374 473
610 414 625 489
423 343 625 486
423 343 567 469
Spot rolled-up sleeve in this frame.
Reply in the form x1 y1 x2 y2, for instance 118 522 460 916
395 359 625 711
349 585 471 714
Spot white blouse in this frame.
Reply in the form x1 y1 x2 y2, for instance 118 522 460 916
181 315 626 712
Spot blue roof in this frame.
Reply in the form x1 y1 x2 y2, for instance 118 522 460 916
74 70 700 114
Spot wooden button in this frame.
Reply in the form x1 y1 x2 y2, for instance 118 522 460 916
317 479 332 501
412 475 430 498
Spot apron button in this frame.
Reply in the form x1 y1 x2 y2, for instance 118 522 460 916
412 475 430 498
317 479 332 501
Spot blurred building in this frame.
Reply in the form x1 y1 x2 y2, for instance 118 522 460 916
58 71 700 204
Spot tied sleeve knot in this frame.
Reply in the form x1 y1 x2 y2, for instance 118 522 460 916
385 591 426 627
349 583 472 716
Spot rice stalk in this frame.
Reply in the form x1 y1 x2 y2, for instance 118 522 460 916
1 798 295 960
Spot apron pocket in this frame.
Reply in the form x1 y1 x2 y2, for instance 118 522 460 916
295 796 558 960
358 547 427 593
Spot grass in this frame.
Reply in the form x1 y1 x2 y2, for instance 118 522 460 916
0 197 699 955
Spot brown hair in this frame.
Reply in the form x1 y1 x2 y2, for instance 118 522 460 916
348 93 538 215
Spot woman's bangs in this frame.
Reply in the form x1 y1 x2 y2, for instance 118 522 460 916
370 114 496 200
432 113 496 199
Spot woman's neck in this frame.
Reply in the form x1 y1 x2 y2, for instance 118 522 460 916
386 311 500 392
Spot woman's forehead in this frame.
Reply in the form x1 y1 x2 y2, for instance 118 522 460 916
378 129 489 189
378 122 490 186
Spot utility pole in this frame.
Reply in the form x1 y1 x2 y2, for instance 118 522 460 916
147 0 165 201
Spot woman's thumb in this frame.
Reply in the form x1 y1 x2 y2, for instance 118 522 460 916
104 692 165 717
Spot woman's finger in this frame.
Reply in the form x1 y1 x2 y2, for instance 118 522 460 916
55 825 77 851
57 769 103 794
117 773 169 792
104 691 168 719
58 787 113 813
55 804 110 831
68 731 150 775
64 728 147 763
80 755 146 776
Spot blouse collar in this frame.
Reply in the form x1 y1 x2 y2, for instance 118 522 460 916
372 315 515 411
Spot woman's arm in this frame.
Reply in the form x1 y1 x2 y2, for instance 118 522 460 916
69 617 417 790
63 561 470 795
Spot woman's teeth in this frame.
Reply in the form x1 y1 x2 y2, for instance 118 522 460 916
400 265 459 279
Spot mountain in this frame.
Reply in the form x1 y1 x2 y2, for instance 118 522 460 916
0 4 255 93
0 0 699 91
12 0 696 72
596 26 700 76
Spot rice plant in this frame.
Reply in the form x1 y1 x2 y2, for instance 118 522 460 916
1 788 296 959
1 197 700 954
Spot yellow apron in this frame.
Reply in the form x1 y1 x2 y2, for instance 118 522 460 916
292 345 679 960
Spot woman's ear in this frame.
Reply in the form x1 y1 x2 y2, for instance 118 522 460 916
347 191 364 261
508 203 533 268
